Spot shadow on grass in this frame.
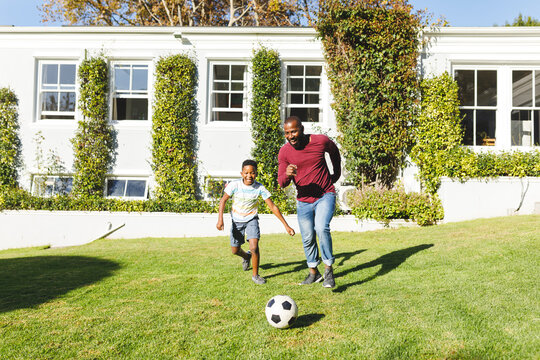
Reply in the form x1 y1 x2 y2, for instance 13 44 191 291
261 249 367 279
291 313 325 328
0 255 120 313
333 244 434 293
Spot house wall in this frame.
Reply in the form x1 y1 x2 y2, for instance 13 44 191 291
2 26 540 224
0 27 341 201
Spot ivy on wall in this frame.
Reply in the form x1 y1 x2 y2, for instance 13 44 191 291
249 47 293 212
71 56 115 198
316 0 422 188
0 88 21 188
151 54 197 200
412 72 540 194
410 72 464 195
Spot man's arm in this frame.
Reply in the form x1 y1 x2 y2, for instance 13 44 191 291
216 193 230 230
326 137 342 183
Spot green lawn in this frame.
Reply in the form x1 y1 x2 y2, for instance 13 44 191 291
0 215 538 359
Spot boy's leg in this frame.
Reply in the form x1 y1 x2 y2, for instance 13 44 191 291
245 217 265 284
248 238 260 276
230 220 251 262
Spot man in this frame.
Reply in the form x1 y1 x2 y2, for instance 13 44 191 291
278 116 341 288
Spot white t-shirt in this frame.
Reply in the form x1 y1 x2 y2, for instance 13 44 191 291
224 180 271 222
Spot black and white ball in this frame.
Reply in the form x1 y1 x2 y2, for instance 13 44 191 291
265 295 298 329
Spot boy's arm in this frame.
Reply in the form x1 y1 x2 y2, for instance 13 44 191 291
278 150 292 188
216 193 230 230
264 198 295 236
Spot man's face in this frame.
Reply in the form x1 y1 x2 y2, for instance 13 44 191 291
284 120 304 149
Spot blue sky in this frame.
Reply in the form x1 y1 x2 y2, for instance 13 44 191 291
0 0 539 27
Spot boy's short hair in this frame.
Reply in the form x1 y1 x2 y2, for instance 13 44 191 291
242 159 257 171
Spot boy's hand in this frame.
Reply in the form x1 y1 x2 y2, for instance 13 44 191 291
285 226 295 236
216 219 224 231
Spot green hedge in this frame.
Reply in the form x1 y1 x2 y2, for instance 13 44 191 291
0 187 216 213
349 185 443 226
0 88 21 188
250 47 295 213
152 54 197 200
317 1 422 188
71 56 115 198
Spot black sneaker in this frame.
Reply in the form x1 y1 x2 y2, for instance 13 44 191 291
242 251 252 271
252 275 266 285
299 271 323 285
323 267 335 288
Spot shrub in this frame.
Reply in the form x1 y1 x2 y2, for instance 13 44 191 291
349 185 443 226
71 56 115 198
152 54 197 200
0 88 21 189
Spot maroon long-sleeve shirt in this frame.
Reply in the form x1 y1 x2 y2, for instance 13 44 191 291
278 134 341 203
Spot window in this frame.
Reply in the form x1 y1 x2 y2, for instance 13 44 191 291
38 62 77 120
32 175 73 196
455 69 497 146
511 70 540 146
106 178 148 199
112 64 149 121
285 64 322 123
209 64 247 121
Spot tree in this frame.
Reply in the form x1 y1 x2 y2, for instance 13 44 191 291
504 13 540 26
40 0 318 26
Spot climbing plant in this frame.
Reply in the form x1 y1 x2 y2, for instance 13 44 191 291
71 56 115 197
250 47 294 212
152 54 197 200
0 88 21 188
317 0 422 188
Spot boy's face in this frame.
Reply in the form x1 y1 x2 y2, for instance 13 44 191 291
240 165 257 185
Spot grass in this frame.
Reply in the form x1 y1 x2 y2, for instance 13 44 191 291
0 215 539 359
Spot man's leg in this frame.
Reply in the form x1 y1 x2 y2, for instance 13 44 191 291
297 200 319 269
297 200 322 285
314 192 336 288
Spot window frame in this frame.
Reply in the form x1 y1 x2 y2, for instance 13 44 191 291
36 60 78 121
510 69 540 147
105 177 149 199
283 62 325 124
31 174 73 197
454 67 498 147
110 61 151 123
207 61 249 125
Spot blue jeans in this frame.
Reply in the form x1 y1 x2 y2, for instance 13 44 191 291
296 192 336 268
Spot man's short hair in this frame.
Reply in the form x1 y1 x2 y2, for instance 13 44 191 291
242 159 257 171
284 115 302 126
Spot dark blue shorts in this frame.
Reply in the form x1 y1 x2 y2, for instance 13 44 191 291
230 217 260 247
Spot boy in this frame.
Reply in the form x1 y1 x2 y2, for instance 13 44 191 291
216 159 295 285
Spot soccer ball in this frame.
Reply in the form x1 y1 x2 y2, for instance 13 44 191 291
265 295 298 329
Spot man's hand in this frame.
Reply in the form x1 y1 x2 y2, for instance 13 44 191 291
286 164 297 178
216 219 224 231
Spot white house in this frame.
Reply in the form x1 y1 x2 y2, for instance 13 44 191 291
1 26 540 221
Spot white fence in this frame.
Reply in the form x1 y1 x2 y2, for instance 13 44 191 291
0 211 411 251
439 177 540 222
